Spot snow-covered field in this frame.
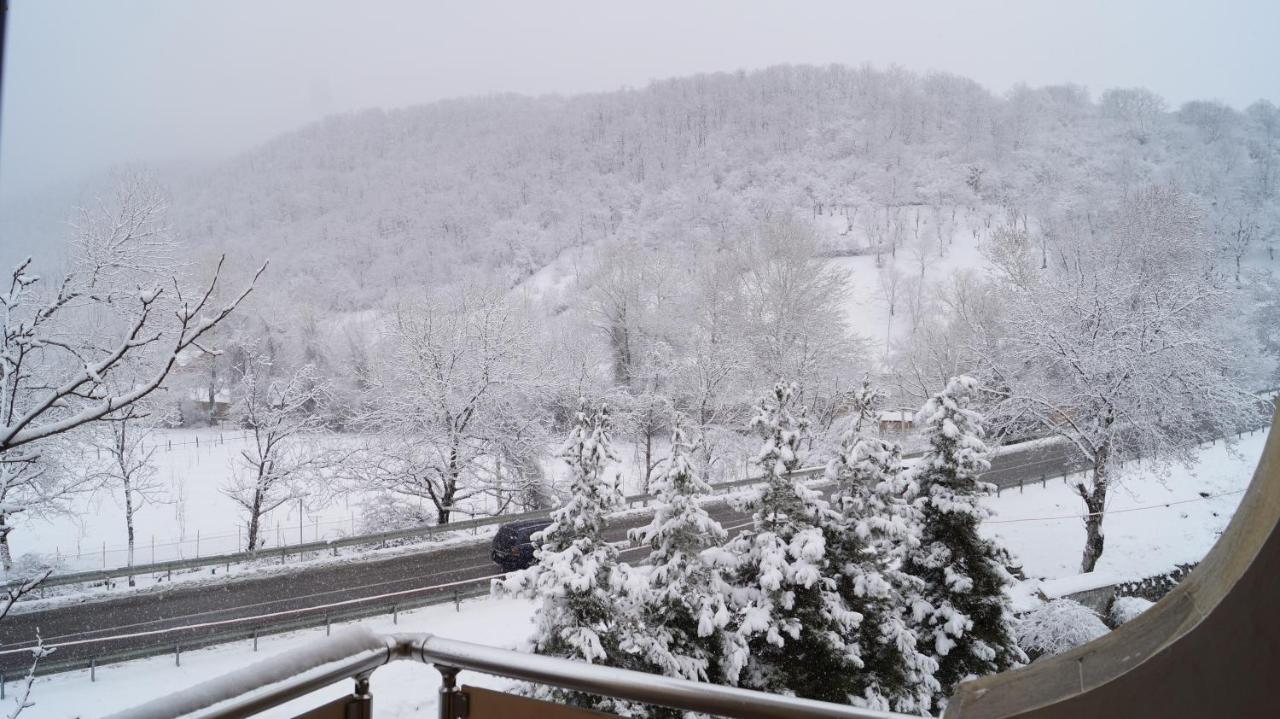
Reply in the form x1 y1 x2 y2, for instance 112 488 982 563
983 431 1267 580
16 429 1268 718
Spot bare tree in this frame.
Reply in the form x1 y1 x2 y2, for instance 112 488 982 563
223 362 331 551
362 290 549 525
0 255 262 570
1215 209 1259 286
88 403 166 585
2 570 51 718
877 263 904 357
987 187 1264 572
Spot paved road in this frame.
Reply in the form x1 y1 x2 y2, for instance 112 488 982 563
0 439 1083 675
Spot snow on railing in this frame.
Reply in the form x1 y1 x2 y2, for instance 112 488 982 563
107 630 913 719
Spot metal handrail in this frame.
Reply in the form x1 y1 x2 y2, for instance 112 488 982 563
110 628 913 719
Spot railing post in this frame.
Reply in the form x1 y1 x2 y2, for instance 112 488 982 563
175 644 181 667
436 664 462 719
351 674 373 719
253 628 259 652
393 604 399 624
91 658 96 682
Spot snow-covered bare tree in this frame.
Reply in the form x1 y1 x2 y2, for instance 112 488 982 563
87 401 166 585
223 361 331 551
902 377 1022 709
2 570 52 718
987 187 1265 572
625 420 744 692
494 402 639 715
0 249 261 570
362 289 549 525
739 221 864 427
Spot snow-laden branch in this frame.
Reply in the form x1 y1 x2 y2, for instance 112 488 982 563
0 259 266 451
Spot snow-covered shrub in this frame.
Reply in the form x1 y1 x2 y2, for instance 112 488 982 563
1110 596 1155 626
1017 599 1109 660
358 495 433 535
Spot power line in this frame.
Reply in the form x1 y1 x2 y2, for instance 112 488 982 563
986 488 1245 525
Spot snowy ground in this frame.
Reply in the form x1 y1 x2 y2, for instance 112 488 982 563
982 430 1267 580
12 428 699 574
821 206 995 365
16 429 1268 718
15 597 536 719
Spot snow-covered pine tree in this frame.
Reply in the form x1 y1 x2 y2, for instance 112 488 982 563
494 401 638 714
625 420 745 696
902 376 1023 709
710 383 863 703
823 381 939 713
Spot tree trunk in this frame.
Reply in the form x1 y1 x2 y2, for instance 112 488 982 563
246 487 265 552
643 427 653 494
0 514 12 573
1079 447 1111 573
124 477 136 586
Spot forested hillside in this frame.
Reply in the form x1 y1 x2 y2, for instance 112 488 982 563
161 64 1277 418
170 65 1277 304
8 65 1273 568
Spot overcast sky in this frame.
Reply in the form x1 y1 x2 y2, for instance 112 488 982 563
2 0 1279 201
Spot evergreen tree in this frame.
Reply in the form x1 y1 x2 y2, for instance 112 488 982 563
494 401 639 714
624 420 746 713
824 381 939 713
713 383 863 703
901 376 1023 710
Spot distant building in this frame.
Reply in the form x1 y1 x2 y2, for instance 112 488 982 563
179 387 232 426
877 408 915 433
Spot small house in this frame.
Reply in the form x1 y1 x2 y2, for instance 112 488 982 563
877 408 916 433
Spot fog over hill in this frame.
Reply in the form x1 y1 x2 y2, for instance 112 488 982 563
157 64 1276 307
7 64 1277 431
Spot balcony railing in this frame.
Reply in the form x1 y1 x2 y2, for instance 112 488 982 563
109 628 913 719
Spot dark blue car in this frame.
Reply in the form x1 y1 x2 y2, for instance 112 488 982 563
490 518 552 571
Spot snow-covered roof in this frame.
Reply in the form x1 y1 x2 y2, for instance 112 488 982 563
877 409 915 423
1039 571 1121 599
